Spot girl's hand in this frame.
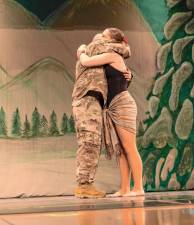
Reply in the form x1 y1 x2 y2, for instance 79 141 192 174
77 44 87 59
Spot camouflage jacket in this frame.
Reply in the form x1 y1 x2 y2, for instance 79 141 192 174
72 40 130 107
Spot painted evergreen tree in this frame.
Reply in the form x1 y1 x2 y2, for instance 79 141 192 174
40 115 49 136
68 115 75 133
49 110 60 136
0 107 7 136
11 108 22 137
140 0 194 191
61 113 68 134
22 115 31 138
137 121 145 137
31 107 41 137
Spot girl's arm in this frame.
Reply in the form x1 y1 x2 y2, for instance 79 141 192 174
79 52 115 67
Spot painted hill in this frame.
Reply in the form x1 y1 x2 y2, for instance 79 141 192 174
0 0 40 28
0 57 74 134
0 65 11 86
45 0 150 31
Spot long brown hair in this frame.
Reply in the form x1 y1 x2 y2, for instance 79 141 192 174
106 27 125 43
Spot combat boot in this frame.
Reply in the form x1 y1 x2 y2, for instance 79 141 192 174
75 184 106 198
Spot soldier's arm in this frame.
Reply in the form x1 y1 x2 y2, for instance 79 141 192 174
79 52 115 67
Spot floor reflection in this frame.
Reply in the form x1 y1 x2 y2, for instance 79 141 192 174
74 201 193 225
0 202 193 225
121 196 145 225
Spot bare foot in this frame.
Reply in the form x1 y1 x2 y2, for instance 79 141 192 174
109 190 123 197
109 187 131 197
122 191 136 197
132 189 145 196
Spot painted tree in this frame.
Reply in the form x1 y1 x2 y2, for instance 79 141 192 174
0 107 7 136
49 110 60 136
61 113 68 134
22 115 31 138
40 115 49 136
137 121 145 137
68 115 75 133
11 108 22 137
31 107 41 137
140 0 194 191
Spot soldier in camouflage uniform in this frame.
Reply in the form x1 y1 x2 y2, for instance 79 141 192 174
72 34 130 198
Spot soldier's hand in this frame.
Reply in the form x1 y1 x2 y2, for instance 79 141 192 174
123 68 133 81
77 44 87 59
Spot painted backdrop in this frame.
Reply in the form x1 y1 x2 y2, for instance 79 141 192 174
0 0 193 197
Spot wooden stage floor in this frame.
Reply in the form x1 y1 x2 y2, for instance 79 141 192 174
0 191 193 225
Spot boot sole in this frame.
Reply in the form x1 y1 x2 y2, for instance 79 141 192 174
75 193 106 199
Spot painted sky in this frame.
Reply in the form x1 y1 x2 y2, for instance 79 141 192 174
14 0 169 41
15 0 67 21
134 0 168 36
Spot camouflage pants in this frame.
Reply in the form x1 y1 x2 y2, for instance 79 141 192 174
72 96 103 185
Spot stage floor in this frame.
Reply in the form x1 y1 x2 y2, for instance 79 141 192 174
0 191 193 225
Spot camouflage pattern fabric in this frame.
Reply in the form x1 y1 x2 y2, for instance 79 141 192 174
73 95 102 184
